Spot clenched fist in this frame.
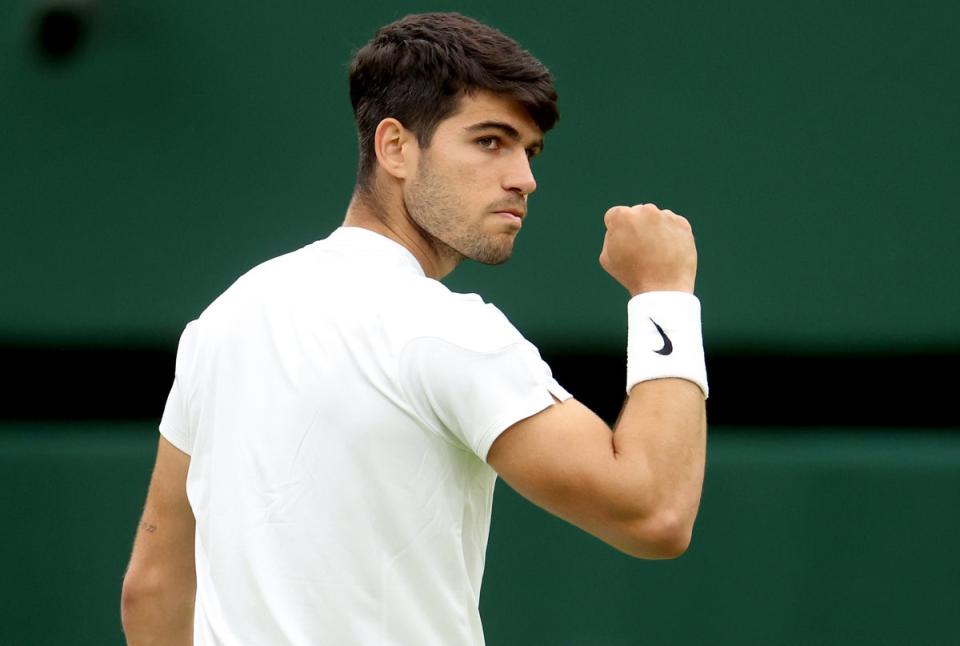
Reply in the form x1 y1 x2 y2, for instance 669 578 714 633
599 203 698 296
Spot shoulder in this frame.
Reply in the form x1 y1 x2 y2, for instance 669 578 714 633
197 244 317 320
383 278 526 354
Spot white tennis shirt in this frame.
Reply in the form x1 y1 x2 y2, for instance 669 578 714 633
159 226 571 645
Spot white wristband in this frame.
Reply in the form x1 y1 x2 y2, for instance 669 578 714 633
626 292 708 398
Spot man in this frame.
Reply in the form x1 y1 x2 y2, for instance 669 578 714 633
121 12 708 646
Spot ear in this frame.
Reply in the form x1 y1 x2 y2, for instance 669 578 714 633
373 118 418 181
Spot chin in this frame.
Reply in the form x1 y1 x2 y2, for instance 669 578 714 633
471 245 513 265
476 255 511 266
453 231 516 265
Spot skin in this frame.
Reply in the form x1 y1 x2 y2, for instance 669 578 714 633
121 437 195 645
121 89 707 644
488 201 705 559
344 90 542 277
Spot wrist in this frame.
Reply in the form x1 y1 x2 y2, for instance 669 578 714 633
628 283 696 298
625 292 708 398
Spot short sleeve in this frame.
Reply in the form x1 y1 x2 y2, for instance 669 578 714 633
398 337 572 461
158 321 199 454
159 377 191 454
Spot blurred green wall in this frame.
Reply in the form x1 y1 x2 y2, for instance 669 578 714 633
2 0 958 349
1 426 958 645
2 2 958 645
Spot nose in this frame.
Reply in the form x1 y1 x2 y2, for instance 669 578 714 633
503 151 537 197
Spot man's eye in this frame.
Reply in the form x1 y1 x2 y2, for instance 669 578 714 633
477 137 500 150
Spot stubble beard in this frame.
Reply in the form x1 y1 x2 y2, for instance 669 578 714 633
404 160 515 266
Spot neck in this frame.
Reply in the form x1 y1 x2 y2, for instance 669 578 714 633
342 184 460 280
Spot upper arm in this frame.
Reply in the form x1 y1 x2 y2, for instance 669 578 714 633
486 398 648 553
487 378 707 558
124 435 196 593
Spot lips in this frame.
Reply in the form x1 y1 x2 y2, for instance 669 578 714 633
493 205 526 219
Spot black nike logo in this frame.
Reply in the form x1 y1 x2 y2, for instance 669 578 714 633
650 319 673 355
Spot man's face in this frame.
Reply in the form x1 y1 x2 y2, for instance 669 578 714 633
403 91 543 265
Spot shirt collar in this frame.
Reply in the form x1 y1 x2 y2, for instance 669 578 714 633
325 226 426 277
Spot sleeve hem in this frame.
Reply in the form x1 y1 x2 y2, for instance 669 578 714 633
475 388 558 463
159 421 192 455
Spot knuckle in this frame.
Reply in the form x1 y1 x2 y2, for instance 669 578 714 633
604 205 625 225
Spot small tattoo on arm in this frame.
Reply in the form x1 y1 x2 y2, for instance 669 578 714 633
140 522 158 533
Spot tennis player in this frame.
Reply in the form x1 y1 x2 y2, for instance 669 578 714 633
121 12 707 646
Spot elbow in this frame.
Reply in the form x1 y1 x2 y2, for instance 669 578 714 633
121 567 161 633
120 571 145 631
620 509 695 560
121 565 196 643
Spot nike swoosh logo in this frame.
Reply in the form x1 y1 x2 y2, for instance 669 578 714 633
650 319 673 356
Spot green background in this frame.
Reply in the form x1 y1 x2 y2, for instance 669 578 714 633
3 0 958 349
2 1 958 644
2 426 958 645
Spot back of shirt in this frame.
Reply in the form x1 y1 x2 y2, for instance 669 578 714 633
160 227 569 645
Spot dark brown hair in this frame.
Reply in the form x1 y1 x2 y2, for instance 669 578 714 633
349 12 559 190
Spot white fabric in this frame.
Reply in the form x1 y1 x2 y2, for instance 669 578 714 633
626 291 708 398
159 226 571 646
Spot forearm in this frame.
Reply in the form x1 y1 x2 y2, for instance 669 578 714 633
603 286 708 550
610 377 706 554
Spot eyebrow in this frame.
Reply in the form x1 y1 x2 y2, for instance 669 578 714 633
464 120 544 155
